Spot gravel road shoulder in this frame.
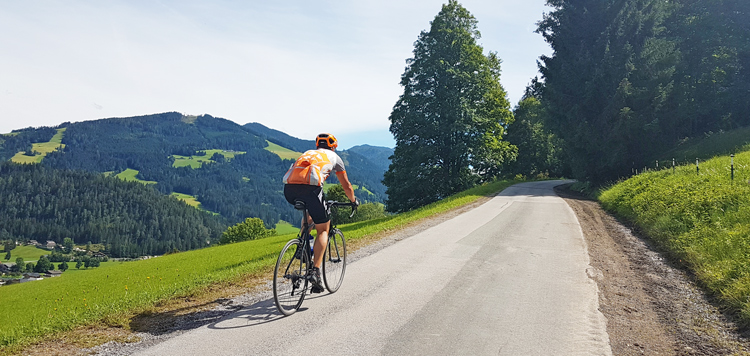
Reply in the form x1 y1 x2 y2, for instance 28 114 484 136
555 184 750 355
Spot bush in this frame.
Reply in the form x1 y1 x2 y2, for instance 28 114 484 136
326 184 388 224
220 218 276 244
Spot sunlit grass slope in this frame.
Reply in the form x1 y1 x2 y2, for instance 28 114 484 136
600 149 750 324
0 179 516 350
170 192 219 215
172 149 245 168
264 141 301 160
1 246 49 263
10 128 66 164
114 169 156 185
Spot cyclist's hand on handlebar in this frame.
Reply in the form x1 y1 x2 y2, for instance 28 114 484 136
352 198 360 208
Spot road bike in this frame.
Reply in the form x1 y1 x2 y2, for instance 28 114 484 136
273 199 356 316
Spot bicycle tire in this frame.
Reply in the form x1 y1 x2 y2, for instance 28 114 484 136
322 228 346 293
273 239 308 316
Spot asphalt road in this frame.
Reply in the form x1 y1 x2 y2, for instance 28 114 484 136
135 180 612 356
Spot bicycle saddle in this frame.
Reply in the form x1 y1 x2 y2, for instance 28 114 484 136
294 200 306 210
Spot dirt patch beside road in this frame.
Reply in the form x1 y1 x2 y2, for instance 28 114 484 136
556 184 750 355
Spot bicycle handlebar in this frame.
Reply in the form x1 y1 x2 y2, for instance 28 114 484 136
327 200 358 218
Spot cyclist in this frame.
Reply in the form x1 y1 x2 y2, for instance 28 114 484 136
282 133 358 293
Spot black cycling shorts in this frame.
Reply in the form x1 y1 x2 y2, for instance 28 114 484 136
284 184 329 224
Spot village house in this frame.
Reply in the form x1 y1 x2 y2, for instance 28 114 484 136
20 276 43 283
28 240 40 246
45 270 62 278
45 240 56 250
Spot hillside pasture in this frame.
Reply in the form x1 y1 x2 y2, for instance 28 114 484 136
171 149 245 168
171 193 201 208
264 141 300 160
0 179 517 351
274 220 299 235
10 128 66 164
114 169 157 185
1 245 49 263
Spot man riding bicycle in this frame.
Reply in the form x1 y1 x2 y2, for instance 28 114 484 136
282 133 358 293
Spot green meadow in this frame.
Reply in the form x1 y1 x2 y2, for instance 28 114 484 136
274 220 299 235
170 192 219 215
600 148 750 325
114 169 157 185
264 141 300 160
1 246 50 263
171 149 245 168
0 179 516 350
171 192 201 208
10 128 66 164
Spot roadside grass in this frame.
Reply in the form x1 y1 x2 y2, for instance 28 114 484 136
114 169 156 185
10 128 66 164
264 141 300 160
1 246 49 263
172 149 245 168
0 178 516 352
599 149 750 325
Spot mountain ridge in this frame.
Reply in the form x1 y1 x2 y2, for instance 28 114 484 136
0 113 392 228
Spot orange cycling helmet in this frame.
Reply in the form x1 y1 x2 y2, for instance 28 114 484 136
316 133 338 150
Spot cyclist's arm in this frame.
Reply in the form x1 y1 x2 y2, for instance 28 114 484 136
335 171 357 203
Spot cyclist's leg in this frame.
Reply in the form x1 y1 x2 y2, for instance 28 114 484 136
312 221 330 269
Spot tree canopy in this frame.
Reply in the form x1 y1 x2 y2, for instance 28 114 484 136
384 0 516 212
536 0 750 183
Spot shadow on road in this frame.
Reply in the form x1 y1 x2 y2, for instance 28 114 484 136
130 293 322 335
497 180 575 198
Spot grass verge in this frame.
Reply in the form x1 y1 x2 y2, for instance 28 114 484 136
599 149 750 325
0 179 516 354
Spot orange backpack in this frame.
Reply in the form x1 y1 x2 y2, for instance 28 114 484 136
283 150 332 186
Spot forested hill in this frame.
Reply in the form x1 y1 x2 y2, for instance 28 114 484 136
0 162 227 258
0 113 392 230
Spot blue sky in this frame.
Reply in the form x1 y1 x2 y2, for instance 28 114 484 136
0 1 551 149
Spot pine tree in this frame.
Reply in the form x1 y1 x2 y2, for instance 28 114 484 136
384 0 515 213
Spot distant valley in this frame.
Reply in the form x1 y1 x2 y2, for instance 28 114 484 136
0 112 392 257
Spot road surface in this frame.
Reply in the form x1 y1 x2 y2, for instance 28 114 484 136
135 180 612 355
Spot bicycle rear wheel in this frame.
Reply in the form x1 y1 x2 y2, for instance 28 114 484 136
323 228 347 293
273 239 308 316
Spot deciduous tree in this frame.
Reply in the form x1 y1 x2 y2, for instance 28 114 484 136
384 0 516 212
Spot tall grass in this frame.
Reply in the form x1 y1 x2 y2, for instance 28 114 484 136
600 150 750 324
0 179 515 350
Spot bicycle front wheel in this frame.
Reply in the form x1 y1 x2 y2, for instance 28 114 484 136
273 239 308 316
323 228 347 293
